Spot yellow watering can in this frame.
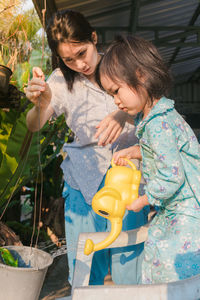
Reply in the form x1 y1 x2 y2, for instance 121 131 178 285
84 159 141 255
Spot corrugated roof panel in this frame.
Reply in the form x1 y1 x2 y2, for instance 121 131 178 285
139 0 198 26
33 0 200 83
136 0 200 82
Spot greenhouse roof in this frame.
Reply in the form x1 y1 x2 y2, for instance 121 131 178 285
33 0 200 84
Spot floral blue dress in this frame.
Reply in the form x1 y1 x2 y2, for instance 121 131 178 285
135 97 200 283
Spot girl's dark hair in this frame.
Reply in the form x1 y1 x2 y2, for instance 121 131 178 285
99 35 173 103
46 9 95 91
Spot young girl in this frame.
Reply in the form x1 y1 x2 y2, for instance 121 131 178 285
25 11 149 285
99 34 200 284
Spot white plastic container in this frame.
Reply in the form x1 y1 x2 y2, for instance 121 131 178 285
0 246 53 300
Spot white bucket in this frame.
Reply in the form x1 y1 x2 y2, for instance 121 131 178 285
0 246 53 300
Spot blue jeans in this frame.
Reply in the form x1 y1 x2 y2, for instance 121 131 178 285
63 179 149 285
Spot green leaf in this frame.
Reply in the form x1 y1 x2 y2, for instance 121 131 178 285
0 105 68 208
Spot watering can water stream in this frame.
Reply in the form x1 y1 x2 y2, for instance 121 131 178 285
84 159 141 255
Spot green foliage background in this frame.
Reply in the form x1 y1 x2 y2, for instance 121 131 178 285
0 106 68 209
0 3 69 245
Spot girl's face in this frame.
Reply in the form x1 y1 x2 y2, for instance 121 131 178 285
100 74 153 118
57 32 100 77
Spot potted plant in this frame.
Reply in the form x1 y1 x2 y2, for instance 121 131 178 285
0 65 13 96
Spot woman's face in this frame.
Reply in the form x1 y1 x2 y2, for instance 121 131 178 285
100 74 152 118
57 33 99 77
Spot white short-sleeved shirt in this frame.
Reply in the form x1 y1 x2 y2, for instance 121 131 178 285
47 68 138 204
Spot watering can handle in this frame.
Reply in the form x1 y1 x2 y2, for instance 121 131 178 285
111 158 137 170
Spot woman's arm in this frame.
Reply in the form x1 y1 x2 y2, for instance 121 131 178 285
125 113 135 125
95 110 134 146
25 67 54 132
26 104 54 132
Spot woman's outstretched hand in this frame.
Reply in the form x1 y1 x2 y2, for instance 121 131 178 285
24 67 52 109
95 110 127 146
112 145 142 166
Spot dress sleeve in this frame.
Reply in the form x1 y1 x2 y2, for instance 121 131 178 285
47 69 69 118
144 116 185 206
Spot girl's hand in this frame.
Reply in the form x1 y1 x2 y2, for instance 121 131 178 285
126 194 149 212
95 110 127 146
24 67 52 109
113 145 142 166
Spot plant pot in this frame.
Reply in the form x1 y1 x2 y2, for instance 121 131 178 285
0 65 13 95
0 245 53 300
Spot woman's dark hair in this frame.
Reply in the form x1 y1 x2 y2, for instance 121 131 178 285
46 9 95 91
99 35 173 103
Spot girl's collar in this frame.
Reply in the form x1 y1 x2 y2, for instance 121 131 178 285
135 97 175 137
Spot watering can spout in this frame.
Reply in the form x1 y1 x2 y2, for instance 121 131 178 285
84 159 141 255
84 219 122 255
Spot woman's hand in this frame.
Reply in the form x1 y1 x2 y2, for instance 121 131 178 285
25 67 54 132
113 145 142 166
95 110 127 146
126 194 149 212
24 67 52 109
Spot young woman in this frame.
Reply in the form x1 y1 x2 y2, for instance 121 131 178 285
25 11 149 285
99 34 200 283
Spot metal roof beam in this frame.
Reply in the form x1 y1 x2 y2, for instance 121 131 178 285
128 0 140 34
96 25 200 47
137 26 200 31
138 26 200 46
87 4 131 21
97 41 200 48
141 0 163 5
96 26 200 31
32 0 57 26
155 42 200 47
187 66 200 82
169 3 200 65
173 54 200 65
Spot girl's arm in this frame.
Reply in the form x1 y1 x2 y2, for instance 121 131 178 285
112 145 142 165
95 110 133 146
144 117 185 206
25 67 54 132
126 194 149 212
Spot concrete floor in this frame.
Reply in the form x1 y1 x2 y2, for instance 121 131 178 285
39 254 71 300
39 254 114 300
